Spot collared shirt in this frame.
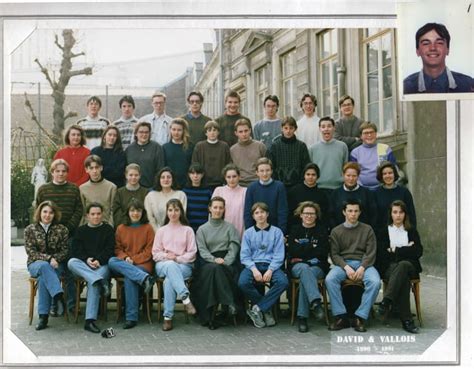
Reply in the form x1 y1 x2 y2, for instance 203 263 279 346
388 224 409 248
404 67 474 94
139 112 172 145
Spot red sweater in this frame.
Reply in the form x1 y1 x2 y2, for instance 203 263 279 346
54 146 91 186
115 223 155 273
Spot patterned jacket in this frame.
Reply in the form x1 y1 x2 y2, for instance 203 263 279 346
24 223 69 266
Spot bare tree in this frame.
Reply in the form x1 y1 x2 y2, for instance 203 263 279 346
34 29 92 141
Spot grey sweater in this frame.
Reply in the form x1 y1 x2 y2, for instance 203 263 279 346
125 141 164 188
329 222 376 269
196 218 240 266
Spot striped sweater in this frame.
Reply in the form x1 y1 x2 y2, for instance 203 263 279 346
182 186 212 232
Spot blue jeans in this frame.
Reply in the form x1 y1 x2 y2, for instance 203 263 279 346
238 263 289 313
325 259 381 320
67 258 110 321
291 263 325 318
155 260 193 319
108 257 150 322
28 261 65 316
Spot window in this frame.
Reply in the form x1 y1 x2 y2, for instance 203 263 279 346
362 29 396 134
280 50 297 116
237 88 247 117
255 65 268 119
318 29 339 119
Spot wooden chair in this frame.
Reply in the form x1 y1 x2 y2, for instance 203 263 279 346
382 278 422 326
113 276 152 324
155 277 193 323
28 277 69 325
73 278 108 323
289 278 329 326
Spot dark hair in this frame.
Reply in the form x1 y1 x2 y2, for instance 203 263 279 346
225 90 241 103
208 196 226 219
133 121 152 142
342 198 361 211
264 94 280 107
154 167 178 191
86 202 103 214
338 95 355 107
119 95 135 109
376 161 400 183
124 199 149 225
303 162 320 179
416 22 450 49
100 125 123 151
34 200 62 224
186 163 206 187
251 202 269 215
222 163 240 180
64 124 86 146
318 116 335 127
163 199 189 226
281 116 297 129
187 91 204 103
300 93 317 110
87 96 102 108
84 154 103 169
388 200 412 230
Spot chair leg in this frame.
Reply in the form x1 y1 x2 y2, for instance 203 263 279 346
319 282 330 326
116 280 123 323
74 279 84 323
145 288 152 324
28 279 37 326
412 281 422 327
290 281 297 326
156 281 162 323
61 278 69 323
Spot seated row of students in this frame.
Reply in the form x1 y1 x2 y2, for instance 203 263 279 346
26 195 422 336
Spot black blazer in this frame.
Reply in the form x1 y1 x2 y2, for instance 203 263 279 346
375 227 423 276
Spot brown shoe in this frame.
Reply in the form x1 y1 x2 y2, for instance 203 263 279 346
352 317 367 332
162 319 173 331
328 317 350 331
184 301 196 315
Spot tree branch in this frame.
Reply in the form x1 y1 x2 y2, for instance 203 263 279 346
64 111 78 120
23 92 59 149
54 34 64 50
71 51 85 58
68 67 93 77
34 58 57 89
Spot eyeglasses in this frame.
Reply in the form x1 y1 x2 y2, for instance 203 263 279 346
302 213 316 216
340 103 353 108
189 100 201 104
361 130 376 136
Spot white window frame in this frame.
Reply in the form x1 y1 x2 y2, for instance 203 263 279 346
317 29 339 120
280 49 297 117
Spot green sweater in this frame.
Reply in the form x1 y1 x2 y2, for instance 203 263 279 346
215 113 251 147
309 139 348 189
191 140 231 186
112 185 149 227
196 218 240 266
36 182 83 235
181 113 212 145
329 222 376 269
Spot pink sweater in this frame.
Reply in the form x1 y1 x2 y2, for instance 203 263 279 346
212 185 247 237
152 222 197 264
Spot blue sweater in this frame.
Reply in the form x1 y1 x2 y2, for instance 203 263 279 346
163 141 193 189
240 225 285 271
244 180 288 234
182 186 213 232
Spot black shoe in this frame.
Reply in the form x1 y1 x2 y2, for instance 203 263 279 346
53 293 66 317
402 320 419 334
298 317 308 333
311 303 325 321
123 320 137 330
35 315 49 331
49 304 58 317
100 280 111 298
352 317 367 332
328 316 351 331
84 320 101 333
377 298 392 321
142 275 156 295
208 320 218 330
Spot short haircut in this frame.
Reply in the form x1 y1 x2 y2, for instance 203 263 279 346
225 90 241 103
318 116 335 127
34 200 62 224
86 202 103 214
84 155 103 168
255 157 273 170
50 159 69 173
208 196 226 218
294 201 321 219
342 198 361 211
124 198 149 225
388 200 412 230
222 163 240 179
100 125 123 151
64 124 86 146
163 198 189 226
416 22 450 49
187 91 204 103
281 116 297 129
125 163 141 175
376 161 400 183
343 162 361 175
234 118 252 131
359 121 378 135
338 95 355 107
204 120 220 131
87 96 102 108
300 93 317 109
152 91 167 101
119 95 135 109
264 94 280 107
154 167 178 191
303 162 320 178
133 121 152 142
251 202 269 214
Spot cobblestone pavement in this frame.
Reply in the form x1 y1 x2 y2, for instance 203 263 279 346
6 246 447 365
